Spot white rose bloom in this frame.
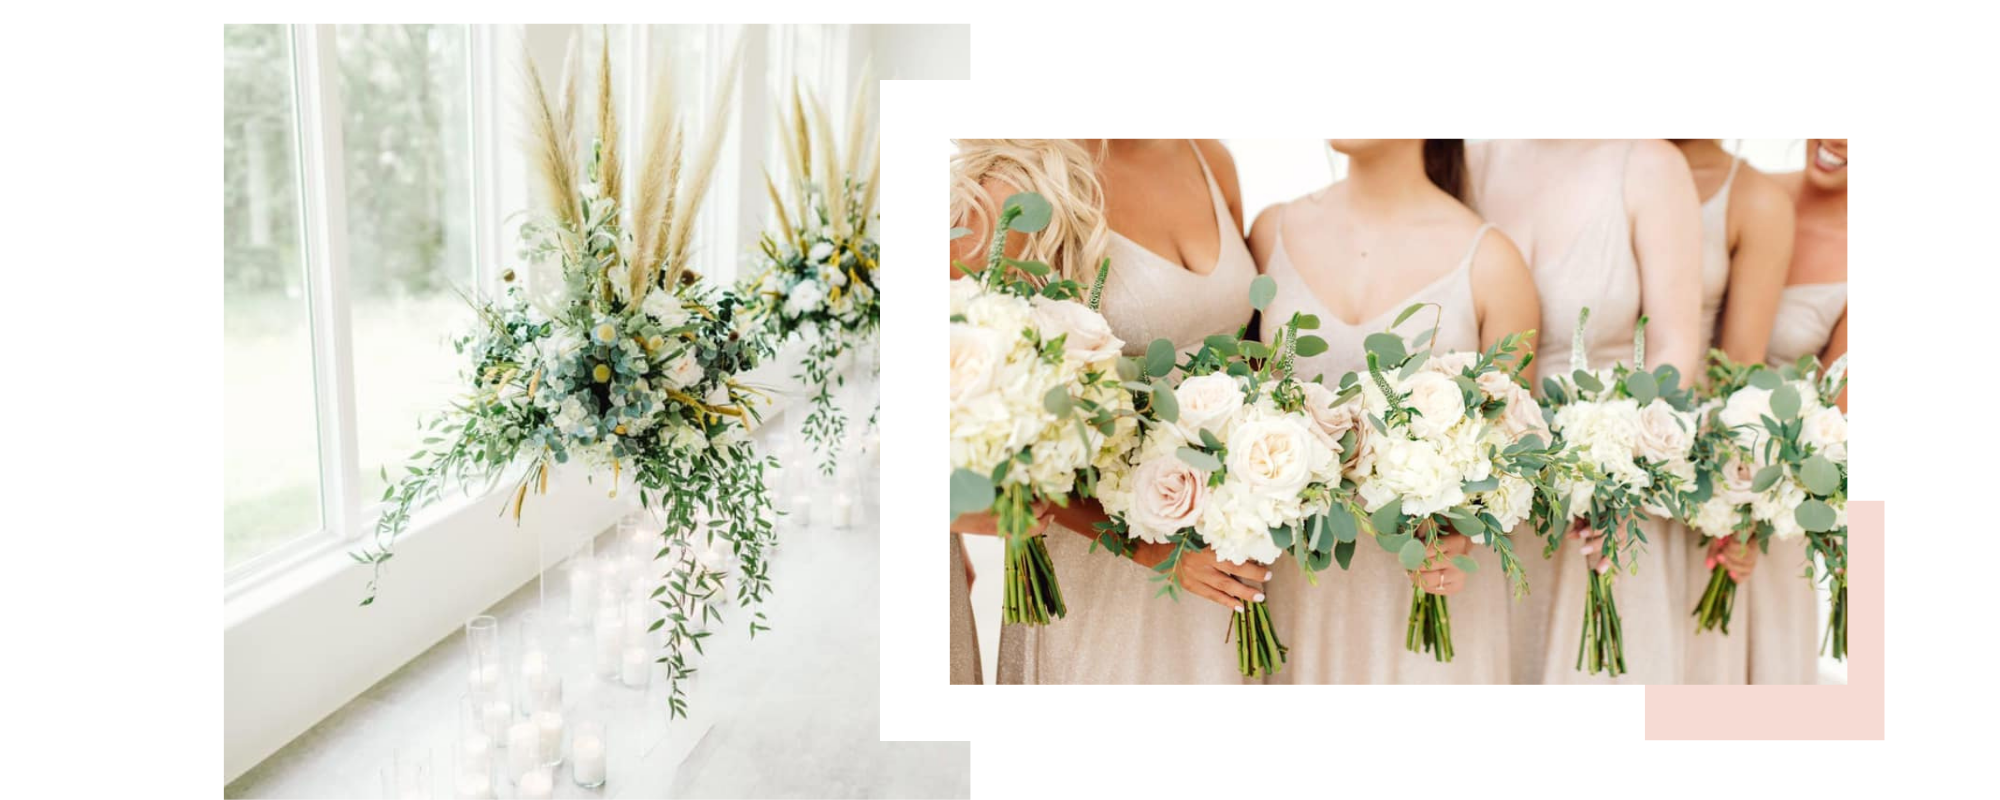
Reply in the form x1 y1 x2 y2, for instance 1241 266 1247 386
1401 371 1468 440
1716 455 1761 506
1482 371 1550 444
641 289 689 329
1029 296 1125 366
1423 351 1479 377
661 351 704 390
1718 386 1775 448
1226 414 1331 501
1800 406 1848 463
808 241 835 264
1634 400 1694 463
948 277 982 316
784 279 826 318
1171 374 1246 444
1297 382 1360 459
1126 455 1211 543
949 324 1007 407
1691 496 1740 540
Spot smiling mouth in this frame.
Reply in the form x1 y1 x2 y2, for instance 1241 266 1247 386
1814 142 1846 172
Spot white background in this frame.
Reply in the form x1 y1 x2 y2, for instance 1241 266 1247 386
7 2 1992 797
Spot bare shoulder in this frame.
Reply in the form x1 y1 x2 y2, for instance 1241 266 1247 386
1623 139 1696 190
1193 139 1244 224
1246 199 1288 269
1730 166 1797 228
1468 224 1532 290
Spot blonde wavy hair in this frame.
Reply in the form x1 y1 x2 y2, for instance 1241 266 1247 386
948 139 1109 283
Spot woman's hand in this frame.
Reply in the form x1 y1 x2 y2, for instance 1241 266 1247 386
1133 542 1270 612
1412 533 1474 595
1570 520 1613 573
1707 535 1758 581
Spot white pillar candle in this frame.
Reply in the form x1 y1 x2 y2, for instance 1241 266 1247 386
568 560 597 623
515 767 553 800
621 646 649 687
466 663 500 695
458 733 491 776
506 721 540 778
480 699 511 741
833 494 854 527
571 733 606 787
534 709 564 764
792 494 812 526
593 605 622 677
453 771 493 800
519 650 549 695
623 600 650 642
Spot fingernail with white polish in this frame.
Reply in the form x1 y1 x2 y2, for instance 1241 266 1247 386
1254 593 1265 602
1264 570 1273 580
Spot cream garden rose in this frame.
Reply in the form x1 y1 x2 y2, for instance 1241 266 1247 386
1030 296 1125 365
1800 405 1848 462
1402 371 1468 439
1172 373 1246 444
949 324 1006 406
1634 399 1695 463
1226 414 1332 500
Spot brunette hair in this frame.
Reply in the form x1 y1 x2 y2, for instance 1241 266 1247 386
1422 139 1468 202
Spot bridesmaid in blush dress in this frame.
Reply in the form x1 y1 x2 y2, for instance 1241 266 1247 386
1251 139 1540 684
948 140 1263 684
1469 139 1704 684
1747 138 1848 684
1671 139 1795 684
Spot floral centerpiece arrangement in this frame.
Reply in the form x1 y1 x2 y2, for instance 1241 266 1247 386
1092 275 1342 678
1537 309 1699 677
947 193 1133 625
743 77 880 473
1332 305 1560 662
355 36 773 718
1686 351 1848 655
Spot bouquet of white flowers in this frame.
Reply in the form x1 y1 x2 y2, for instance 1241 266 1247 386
1333 305 1561 662
947 193 1133 625
357 37 773 718
743 78 880 474
1686 352 1848 654
1093 276 1340 678
1537 309 1699 676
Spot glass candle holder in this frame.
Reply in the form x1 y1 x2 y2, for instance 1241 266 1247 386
564 541 598 628
455 694 493 779
570 719 608 788
451 730 494 800
463 616 501 696
592 588 624 680
514 765 555 800
382 744 434 800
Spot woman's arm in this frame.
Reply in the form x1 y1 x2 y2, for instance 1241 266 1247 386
1822 308 1848 412
1713 171 1796 365
1625 140 1705 378
1470 227 1542 384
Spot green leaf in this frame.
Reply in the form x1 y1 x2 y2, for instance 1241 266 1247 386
1795 499 1837 532
1370 498 1404 538
1175 446 1222 472
1003 193 1053 233
1001 257 1051 277
1296 335 1328 357
1145 338 1176 378
1625 370 1658 406
1398 350 1431 380
1572 369 1603 394
1363 332 1408 366
1451 555 1479 574
1197 428 1223 451
1270 524 1294 550
1249 275 1277 311
1750 464 1784 493
1294 313 1321 330
1771 384 1801 421
1747 369 1781 390
1327 508 1359 543
948 226 972 240
1397 538 1427 570
1392 303 1427 328
1800 455 1841 496
1115 357 1140 382
1334 539 1357 570
1043 385 1073 416
948 469 995 518
1203 334 1239 357
1150 380 1179 423
1461 476 1500 493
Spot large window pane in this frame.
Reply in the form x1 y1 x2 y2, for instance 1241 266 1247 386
335 25 477 503
224 24 324 569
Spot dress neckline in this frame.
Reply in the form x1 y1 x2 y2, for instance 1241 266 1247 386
1106 141 1235 278
1270 213 1490 329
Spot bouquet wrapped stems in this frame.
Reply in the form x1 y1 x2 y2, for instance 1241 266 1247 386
1233 600 1287 678
1578 567 1627 676
1823 573 1847 660
1692 562 1739 635
1406 584 1454 662
1002 533 1065 625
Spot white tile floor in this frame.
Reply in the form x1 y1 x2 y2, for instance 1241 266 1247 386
227 365 968 799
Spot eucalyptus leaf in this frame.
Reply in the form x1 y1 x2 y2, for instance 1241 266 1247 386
1043 385 1073 416
1175 446 1222 472
1249 275 1277 311
1451 555 1479 574
1003 193 1053 233
1625 370 1658 405
1771 384 1801 421
1296 335 1329 357
1397 538 1428 570
1747 369 1781 390
948 226 972 240
1572 369 1603 394
1363 332 1408 366
1327 507 1359 543
1751 464 1785 493
1392 303 1426 328
948 469 994 519
1371 498 1404 538
1334 539 1357 570
1151 380 1179 423
1145 338 1176 378
1800 455 1841 496
1795 498 1837 532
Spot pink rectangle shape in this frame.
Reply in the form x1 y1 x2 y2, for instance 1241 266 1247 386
1644 500 1882 740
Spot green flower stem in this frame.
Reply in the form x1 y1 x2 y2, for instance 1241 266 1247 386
1822 575 1847 660
1691 563 1738 635
1406 584 1456 662
1577 568 1627 677
1002 532 1066 625
1233 600 1287 678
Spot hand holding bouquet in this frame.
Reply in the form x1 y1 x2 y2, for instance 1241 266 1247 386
1686 351 1849 654
1538 309 1699 676
1334 304 1559 662
947 193 1133 625
1094 276 1342 678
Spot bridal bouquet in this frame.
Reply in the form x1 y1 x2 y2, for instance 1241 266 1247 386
1333 305 1559 662
1093 276 1340 678
1538 309 1699 676
355 37 773 718
1686 352 1849 654
947 193 1134 625
743 78 880 474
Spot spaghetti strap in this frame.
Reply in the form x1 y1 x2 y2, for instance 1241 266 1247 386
1721 155 1743 191
1457 222 1495 268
